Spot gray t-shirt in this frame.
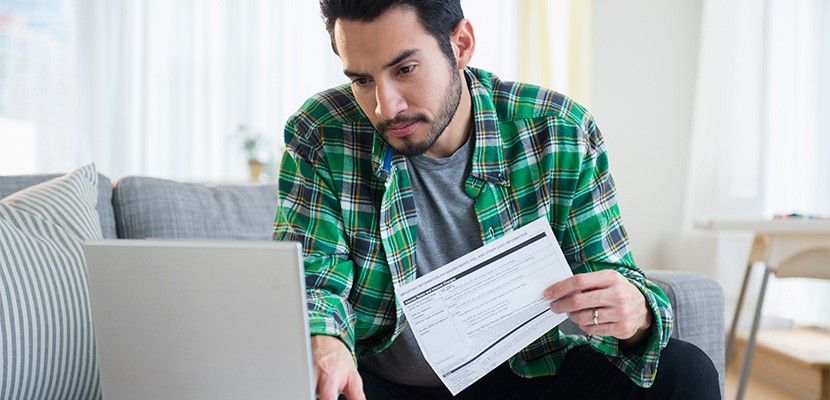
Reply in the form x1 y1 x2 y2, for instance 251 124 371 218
359 134 483 387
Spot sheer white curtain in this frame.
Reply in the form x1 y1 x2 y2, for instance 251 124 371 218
72 1 582 182
75 0 343 181
683 0 830 327
761 0 830 328
461 0 519 81
761 0 830 217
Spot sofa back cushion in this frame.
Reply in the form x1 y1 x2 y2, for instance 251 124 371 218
113 176 278 240
0 172 117 239
0 164 102 400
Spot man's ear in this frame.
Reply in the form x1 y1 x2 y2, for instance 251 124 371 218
451 19 475 70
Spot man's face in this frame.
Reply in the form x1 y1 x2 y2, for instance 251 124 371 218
334 7 462 157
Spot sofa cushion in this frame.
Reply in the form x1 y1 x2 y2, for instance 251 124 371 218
0 172 117 239
0 164 102 400
113 176 278 240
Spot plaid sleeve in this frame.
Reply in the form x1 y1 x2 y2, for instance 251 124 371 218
273 118 359 356
560 115 673 388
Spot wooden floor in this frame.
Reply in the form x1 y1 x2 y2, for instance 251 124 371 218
725 363 802 400
726 327 830 400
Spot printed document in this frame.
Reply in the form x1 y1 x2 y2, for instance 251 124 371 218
396 218 573 395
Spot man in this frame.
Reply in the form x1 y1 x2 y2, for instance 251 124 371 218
274 1 720 399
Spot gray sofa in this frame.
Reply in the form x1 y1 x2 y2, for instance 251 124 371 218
0 170 725 397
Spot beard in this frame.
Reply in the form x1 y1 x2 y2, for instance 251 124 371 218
376 68 463 157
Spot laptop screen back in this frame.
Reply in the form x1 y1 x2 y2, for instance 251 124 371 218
83 240 314 400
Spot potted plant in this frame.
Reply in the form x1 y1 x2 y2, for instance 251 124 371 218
237 124 265 181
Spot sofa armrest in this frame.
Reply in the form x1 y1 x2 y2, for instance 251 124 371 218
558 270 725 394
649 270 724 394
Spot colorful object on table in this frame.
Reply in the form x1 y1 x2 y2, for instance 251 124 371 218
773 213 830 220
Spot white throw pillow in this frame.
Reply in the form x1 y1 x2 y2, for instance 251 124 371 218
0 164 102 400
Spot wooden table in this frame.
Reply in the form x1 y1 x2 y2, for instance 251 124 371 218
695 219 830 400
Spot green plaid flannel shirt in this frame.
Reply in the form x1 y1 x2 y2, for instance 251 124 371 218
274 67 673 388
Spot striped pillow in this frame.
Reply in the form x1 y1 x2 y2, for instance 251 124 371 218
0 164 102 400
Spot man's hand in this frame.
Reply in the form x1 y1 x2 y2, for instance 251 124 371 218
312 335 366 400
544 270 652 346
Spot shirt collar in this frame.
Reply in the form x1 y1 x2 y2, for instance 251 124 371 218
465 67 509 185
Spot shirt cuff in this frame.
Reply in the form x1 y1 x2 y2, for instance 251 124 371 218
585 278 672 388
307 291 357 359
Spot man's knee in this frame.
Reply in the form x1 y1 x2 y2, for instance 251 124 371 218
652 338 720 399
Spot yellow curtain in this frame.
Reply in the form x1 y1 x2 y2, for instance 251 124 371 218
518 0 553 88
518 0 593 107
567 0 592 106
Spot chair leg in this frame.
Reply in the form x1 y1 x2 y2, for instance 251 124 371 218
736 265 772 400
727 262 754 366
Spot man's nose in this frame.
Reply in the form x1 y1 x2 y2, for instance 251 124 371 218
374 83 407 121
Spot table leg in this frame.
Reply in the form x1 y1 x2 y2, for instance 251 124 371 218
736 265 771 400
726 262 754 366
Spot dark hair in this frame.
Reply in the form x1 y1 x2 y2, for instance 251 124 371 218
320 0 464 63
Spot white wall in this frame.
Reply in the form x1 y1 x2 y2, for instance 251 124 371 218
591 0 704 270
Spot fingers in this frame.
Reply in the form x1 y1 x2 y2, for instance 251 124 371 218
318 369 365 400
315 361 344 400
557 291 651 341
569 307 615 327
550 289 610 314
546 271 653 340
543 269 619 301
341 372 367 400
317 376 339 400
312 335 366 400
575 316 647 340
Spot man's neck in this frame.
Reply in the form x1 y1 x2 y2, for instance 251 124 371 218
424 70 473 159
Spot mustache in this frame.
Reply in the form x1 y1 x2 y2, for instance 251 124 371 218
377 114 429 133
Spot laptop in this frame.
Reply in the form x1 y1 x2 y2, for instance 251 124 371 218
83 240 315 400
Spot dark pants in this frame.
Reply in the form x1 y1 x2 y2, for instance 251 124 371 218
355 338 720 400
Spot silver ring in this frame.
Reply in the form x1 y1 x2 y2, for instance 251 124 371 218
592 309 599 325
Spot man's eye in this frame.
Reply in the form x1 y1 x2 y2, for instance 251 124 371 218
352 77 369 86
399 65 415 75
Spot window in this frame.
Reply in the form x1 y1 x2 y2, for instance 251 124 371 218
0 0 75 174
